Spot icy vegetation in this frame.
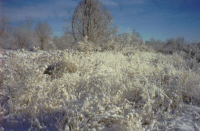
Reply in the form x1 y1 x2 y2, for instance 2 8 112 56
1 42 200 131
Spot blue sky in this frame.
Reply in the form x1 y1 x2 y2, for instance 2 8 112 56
1 0 200 42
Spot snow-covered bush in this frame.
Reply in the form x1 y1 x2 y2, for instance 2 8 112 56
1 43 200 130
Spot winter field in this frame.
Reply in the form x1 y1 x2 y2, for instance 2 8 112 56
0 43 200 131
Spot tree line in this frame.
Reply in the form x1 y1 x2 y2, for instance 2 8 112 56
0 0 123 51
0 16 54 50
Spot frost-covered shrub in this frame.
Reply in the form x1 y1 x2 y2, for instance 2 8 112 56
2 50 47 116
69 36 100 52
44 58 78 79
106 31 143 52
1 47 200 130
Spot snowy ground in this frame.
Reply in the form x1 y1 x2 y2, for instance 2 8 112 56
151 104 200 131
0 48 200 131
0 104 199 131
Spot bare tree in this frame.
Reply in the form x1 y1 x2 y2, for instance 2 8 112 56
15 25 28 49
0 15 11 37
0 16 15 49
176 37 184 45
35 22 53 50
14 18 34 49
64 0 118 43
25 17 33 31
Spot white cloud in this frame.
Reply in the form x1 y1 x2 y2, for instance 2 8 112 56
122 0 146 5
101 0 119 6
2 0 77 22
101 0 146 7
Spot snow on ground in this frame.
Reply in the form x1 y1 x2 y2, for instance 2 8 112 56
151 104 200 131
0 48 200 131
